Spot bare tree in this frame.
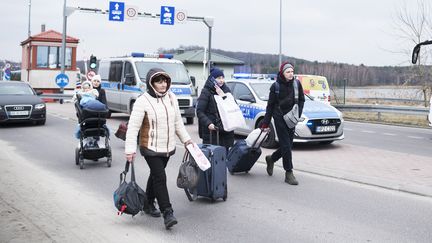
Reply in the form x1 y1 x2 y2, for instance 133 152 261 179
393 0 432 106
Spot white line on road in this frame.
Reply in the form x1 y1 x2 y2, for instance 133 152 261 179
361 130 376 134
382 133 396 136
407 136 424 139
344 128 354 131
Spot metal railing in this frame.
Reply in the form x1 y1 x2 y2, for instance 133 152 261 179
333 104 429 115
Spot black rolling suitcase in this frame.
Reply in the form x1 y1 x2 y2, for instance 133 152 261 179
185 130 228 202
226 129 269 174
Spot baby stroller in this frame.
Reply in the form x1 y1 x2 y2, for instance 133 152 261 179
74 100 112 169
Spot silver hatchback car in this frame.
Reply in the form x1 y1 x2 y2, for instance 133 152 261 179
225 79 344 148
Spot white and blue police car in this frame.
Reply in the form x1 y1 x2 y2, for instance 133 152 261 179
225 79 344 148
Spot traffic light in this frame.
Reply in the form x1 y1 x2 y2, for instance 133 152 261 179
89 55 97 70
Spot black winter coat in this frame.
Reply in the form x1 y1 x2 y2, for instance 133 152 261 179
262 75 305 126
196 77 234 145
95 86 107 105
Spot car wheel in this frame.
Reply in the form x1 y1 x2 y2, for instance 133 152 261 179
36 119 46 125
261 123 278 149
186 117 194 125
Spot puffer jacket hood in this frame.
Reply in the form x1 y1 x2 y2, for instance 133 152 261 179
146 68 172 98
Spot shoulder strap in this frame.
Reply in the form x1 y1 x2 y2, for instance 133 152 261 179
293 79 299 104
274 82 280 95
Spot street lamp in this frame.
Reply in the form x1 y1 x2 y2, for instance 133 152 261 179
279 0 282 68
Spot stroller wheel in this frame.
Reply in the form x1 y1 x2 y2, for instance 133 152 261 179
107 149 112 167
75 148 80 165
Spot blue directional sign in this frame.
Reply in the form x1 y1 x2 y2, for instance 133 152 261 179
55 73 69 88
160 6 175 25
109 1 125 22
3 68 11 80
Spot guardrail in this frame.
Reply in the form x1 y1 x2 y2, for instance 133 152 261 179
333 104 429 115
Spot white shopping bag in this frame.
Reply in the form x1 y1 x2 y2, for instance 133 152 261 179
186 143 211 171
214 93 247 131
245 128 269 148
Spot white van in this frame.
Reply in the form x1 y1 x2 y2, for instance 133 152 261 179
98 53 196 124
296 74 331 104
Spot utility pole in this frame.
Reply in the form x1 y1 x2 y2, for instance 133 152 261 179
278 0 282 68
28 0 32 37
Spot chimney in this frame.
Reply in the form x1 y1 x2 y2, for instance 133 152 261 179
41 24 46 32
177 48 185 54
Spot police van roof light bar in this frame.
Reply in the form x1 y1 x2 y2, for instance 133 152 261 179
131 52 173 59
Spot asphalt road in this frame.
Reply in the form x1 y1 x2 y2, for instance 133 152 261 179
342 121 432 157
0 106 432 242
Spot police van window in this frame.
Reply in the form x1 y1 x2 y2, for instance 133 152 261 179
99 62 109 81
233 83 252 100
109 61 122 82
124 62 136 85
135 62 190 84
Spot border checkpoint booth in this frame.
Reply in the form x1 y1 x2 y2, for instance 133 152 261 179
20 29 80 99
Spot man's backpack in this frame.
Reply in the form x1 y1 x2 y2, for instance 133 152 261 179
113 161 147 216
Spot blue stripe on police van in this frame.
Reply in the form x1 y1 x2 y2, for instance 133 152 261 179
239 104 265 120
170 87 191 95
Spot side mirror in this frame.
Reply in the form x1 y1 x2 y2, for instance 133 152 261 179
124 73 135 86
190 76 196 87
36 90 43 95
239 94 255 103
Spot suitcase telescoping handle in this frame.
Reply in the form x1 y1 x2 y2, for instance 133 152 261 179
252 129 270 149
209 126 220 145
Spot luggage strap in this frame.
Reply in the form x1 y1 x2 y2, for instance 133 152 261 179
184 188 198 201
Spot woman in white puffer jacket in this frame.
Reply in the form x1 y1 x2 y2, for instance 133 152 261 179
125 68 193 230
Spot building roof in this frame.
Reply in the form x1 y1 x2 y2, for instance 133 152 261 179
174 50 244 65
21 30 79 45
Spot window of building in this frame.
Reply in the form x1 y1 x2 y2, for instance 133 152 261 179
36 46 72 69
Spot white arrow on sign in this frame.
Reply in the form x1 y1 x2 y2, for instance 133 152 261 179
115 3 119 10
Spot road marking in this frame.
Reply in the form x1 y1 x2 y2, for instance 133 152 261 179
407 136 424 139
361 130 375 134
344 128 354 131
382 133 396 136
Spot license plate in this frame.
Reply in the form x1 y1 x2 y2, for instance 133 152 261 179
180 109 185 114
316 125 336 133
9 111 29 116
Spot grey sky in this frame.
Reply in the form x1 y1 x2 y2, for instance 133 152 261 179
3 0 429 66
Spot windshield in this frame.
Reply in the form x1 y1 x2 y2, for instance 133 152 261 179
250 82 312 101
135 62 190 85
0 83 34 95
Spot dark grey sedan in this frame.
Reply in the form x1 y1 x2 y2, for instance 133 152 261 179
0 81 46 125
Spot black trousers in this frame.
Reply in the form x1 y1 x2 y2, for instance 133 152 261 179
271 112 295 171
144 155 171 212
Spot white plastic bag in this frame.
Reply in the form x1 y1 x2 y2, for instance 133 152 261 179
213 93 247 132
186 143 211 171
245 128 269 148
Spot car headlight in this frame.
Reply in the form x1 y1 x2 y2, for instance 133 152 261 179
34 103 45 110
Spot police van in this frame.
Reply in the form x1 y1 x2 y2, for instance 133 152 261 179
98 53 196 124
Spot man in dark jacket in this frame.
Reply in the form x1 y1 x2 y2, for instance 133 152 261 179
196 68 234 150
261 62 305 185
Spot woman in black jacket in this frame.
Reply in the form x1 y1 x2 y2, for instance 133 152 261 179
91 75 107 105
196 68 234 150
261 62 305 185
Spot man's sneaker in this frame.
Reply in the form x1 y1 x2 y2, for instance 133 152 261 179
163 208 178 230
143 201 161 217
265 155 274 176
285 171 299 185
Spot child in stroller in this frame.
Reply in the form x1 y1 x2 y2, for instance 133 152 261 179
74 81 112 169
